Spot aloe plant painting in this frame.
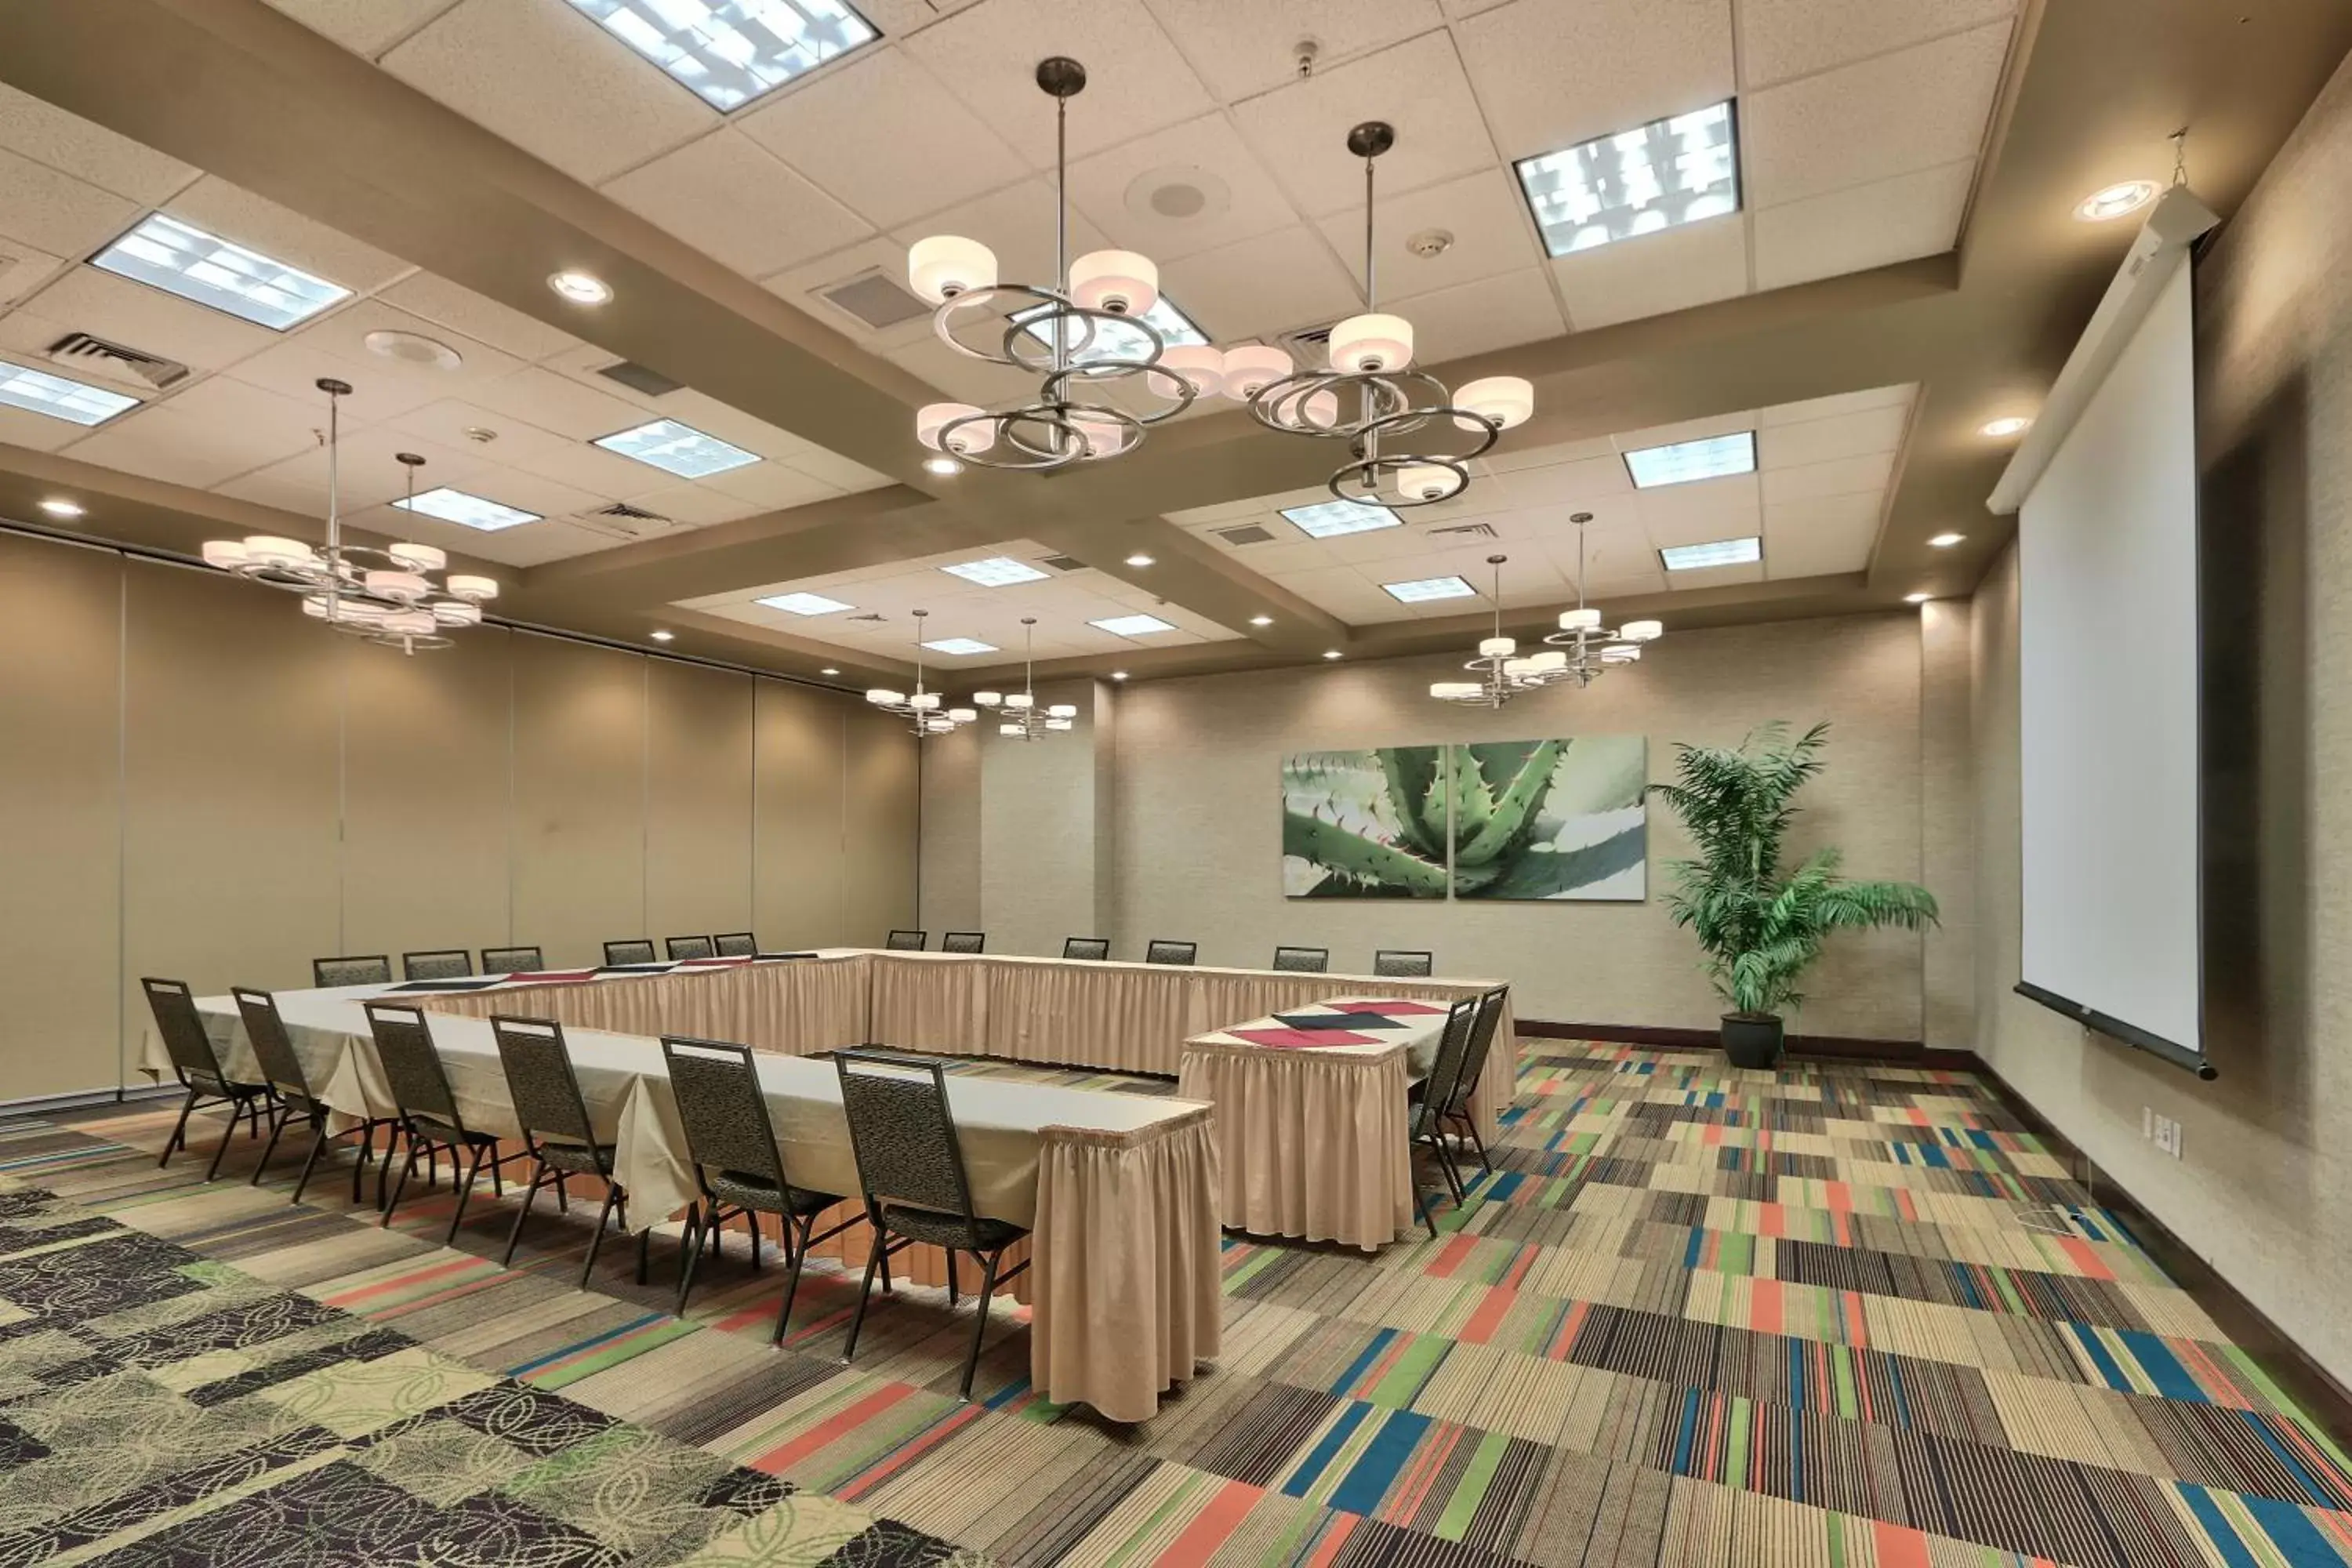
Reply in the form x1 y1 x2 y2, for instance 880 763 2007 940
1280 737 1648 901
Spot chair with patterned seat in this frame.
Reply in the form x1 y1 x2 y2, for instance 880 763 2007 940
492 1015 646 1288
365 1002 514 1243
312 954 392 988
666 935 716 962
481 946 544 975
1062 936 1110 960
603 939 658 967
1144 938 1197 967
143 977 274 1181
884 929 927 951
1374 949 1435 978
402 949 473 982
940 931 985 954
834 1048 1032 1399
234 985 397 1205
661 1036 859 1341
712 932 757 958
1271 945 1329 973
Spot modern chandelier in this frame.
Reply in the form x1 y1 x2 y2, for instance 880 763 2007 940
863 609 980 737
1429 521 1661 707
200 377 496 655
906 61 1534 506
972 617 1076 739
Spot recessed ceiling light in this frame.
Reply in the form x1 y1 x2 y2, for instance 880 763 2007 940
1659 536 1761 572
594 418 760 478
1111 670 1129 681
1905 592 1933 604
649 629 674 641
0 358 140 426
924 456 963 476
1014 292 1207 368
1323 649 1344 659
1515 100 1738 259
2074 180 2160 223
1249 614 1274 627
757 591 854 615
548 270 613 306
820 666 841 676
365 328 463 371
1091 613 1178 637
1929 532 1965 548
38 497 85 519
394 486 540 532
941 555 1049 587
923 636 999 656
1381 575 1475 604
1282 499 1400 539
1124 552 1155 567
1624 431 1755 488
1980 416 2032 438
562 0 879 111
92 213 350 331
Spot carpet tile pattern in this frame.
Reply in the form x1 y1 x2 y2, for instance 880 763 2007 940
9 1040 2352 1566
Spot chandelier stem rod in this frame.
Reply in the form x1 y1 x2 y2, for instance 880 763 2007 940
324 386 341 623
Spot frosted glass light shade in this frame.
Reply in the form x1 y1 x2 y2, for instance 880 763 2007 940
1526 649 1568 672
1068 249 1158 316
433 601 483 626
973 691 1003 706
866 688 904 706
1431 681 1480 699
1621 618 1664 641
1300 389 1340 429
1160 344 1225 397
243 535 313 569
448 575 498 601
1005 692 1034 710
1071 415 1130 457
1559 607 1601 633
909 235 995 303
1046 717 1074 730
947 707 978 724
1221 344 1293 399
1330 313 1414 373
1602 644 1642 662
1479 635 1515 658
916 402 994 455
383 608 437 637
909 691 942 710
1001 722 1025 736
201 539 249 569
365 569 428 601
1396 463 1459 502
1456 376 1534 430
389 542 445 572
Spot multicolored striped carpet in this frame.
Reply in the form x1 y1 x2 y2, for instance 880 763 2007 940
10 1039 2351 1566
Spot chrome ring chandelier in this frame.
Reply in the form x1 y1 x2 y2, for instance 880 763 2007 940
1539 512 1663 684
972 617 1076 739
864 609 980 737
1430 524 1662 707
201 377 497 655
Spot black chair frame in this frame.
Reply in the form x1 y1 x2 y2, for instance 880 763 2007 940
711 932 758 958
1405 996 1483 1239
233 985 400 1207
939 931 985 955
490 1014 647 1289
312 954 393 989
1428 986 1509 1180
1374 949 1436 978
666 935 717 962
143 977 274 1181
1271 945 1330 973
364 1001 526 1243
1062 936 1110 960
402 949 474 982
1144 938 1198 967
884 929 928 952
603 939 659 967
481 946 545 975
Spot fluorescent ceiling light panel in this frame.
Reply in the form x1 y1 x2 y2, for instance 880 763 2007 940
922 637 998 655
593 418 760 478
1659 536 1762 572
1381 575 1476 604
1012 293 1207 368
756 590 854 615
939 555 1050 587
91 214 350 330
0 358 139 425
1623 430 1755 488
1090 613 1178 637
1515 100 1739 259
1281 499 1401 539
392 487 539 532
564 0 877 111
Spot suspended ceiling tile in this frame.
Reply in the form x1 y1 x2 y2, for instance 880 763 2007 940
387 396 652 494
1231 32 1495 219
299 297 530 403
1758 401 1910 468
1762 488 1882 577
0 238 64 306
902 0 1214 167
0 147 140 258
887 180 1112 305
24 265 281 372
377 272 583 363
535 341 675 412
1762 382 1914 426
782 445 892 491
653 386 831 463
701 456 847 510
1315 168 1544 300
1065 112 1303 265
1759 448 1895 504
60 376 323 488
1455 0 1736 161
739 46 1029 231
1752 158 1973 292
381 0 720 187
1486 433 1616 471
215 423 486 514
611 481 760 525
466 363 652 441
1142 0 1443 101
1551 212 1748 330
225 337 444 425
259 0 466 59
1495 455 1635 509
163 176 412 295
1662 558 1765 590
0 401 117 451
1635 473 1763 547
1737 0 2016 90
855 0 985 34
602 129 872 280
1160 223 1362 342
763 236 936 349
880 331 1036 408
1388 265 1565 364
0 83 196 205
1437 0 1513 14
1614 405 1760 451
1741 20 2013 209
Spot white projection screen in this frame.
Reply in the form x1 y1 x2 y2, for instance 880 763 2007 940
2016 260 2205 1069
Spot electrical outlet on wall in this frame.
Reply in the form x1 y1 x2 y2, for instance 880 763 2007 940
2150 1112 2184 1159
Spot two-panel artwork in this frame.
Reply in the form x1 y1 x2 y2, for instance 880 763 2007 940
1279 738 1648 902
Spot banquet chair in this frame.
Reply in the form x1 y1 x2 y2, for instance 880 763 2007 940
666 935 717 962
603 938 658 966
313 954 393 988
1144 938 1198 967
1271 945 1330 973
402 949 473 982
834 1048 1031 1400
481 945 545 975
1426 986 1511 1178
143 977 274 1181
885 929 928 951
712 932 757 958
365 1001 515 1243
1062 936 1110 960
661 1036 857 1341
1404 996 1483 1236
940 931 985 954
492 1015 646 1288
1374 949 1436 978
234 985 397 1206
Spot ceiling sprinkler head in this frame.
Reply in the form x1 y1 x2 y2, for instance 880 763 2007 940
1407 228 1454 259
1294 37 1320 78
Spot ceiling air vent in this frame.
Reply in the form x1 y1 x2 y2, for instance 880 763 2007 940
45 331 187 393
573 502 677 540
1040 554 1087 572
847 612 888 623
817 269 931 332
596 359 684 397
1212 523 1276 547
1272 321 1337 370
1430 521 1500 539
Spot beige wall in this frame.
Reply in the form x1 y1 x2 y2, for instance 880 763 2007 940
0 532 916 1105
1969 49 2352 1387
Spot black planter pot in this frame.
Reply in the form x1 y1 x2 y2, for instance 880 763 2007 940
1719 1012 1784 1069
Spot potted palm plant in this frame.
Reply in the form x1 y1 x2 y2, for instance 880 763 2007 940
1647 721 1938 1068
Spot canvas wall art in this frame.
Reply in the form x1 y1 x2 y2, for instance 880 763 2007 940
1446 737 1649 900
1279 746 1450 898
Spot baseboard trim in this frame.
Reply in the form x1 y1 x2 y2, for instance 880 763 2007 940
1521 1018 1961 1065
0 1081 180 1117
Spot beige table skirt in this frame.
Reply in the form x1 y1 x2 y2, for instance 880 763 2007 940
421 955 869 1054
1175 1039 1412 1250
